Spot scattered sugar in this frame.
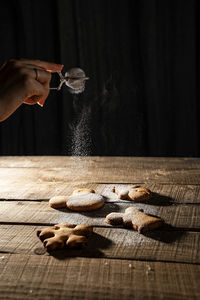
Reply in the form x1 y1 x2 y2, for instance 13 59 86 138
109 230 149 246
147 265 152 271
146 265 154 275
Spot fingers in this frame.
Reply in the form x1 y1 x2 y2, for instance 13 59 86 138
37 95 48 107
3 59 54 106
1 59 62 81
19 59 63 71
23 80 49 106
0 58 61 113
32 67 51 84
9 65 52 85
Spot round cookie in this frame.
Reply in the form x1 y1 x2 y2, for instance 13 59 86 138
128 187 152 202
72 188 95 195
66 193 104 211
49 196 67 208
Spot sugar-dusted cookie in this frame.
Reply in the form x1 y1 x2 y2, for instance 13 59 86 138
112 187 129 199
112 186 152 202
37 222 93 251
49 196 67 208
106 207 163 233
72 188 95 195
66 193 105 211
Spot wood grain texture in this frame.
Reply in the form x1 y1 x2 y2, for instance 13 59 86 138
0 156 199 169
0 225 199 264
0 156 199 299
0 201 199 229
0 181 200 203
98 183 200 204
0 254 199 300
0 157 199 186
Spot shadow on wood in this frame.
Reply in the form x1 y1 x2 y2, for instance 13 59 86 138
143 224 186 243
52 202 120 218
142 192 174 206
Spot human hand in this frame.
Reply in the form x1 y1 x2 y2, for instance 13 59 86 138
0 59 63 121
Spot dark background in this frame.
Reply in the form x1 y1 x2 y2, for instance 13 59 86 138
0 0 199 156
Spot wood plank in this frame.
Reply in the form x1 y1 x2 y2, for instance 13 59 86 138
0 156 199 300
0 201 199 229
0 225 199 264
0 177 200 201
144 183 200 204
0 181 76 200
0 254 199 300
0 156 199 170
0 158 199 186
99 183 200 204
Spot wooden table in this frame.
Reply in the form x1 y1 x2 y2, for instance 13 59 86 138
0 156 199 299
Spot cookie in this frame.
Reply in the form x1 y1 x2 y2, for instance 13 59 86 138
49 196 67 208
66 193 105 211
106 207 163 233
128 187 152 202
112 186 152 202
112 187 129 199
72 188 95 195
37 222 93 251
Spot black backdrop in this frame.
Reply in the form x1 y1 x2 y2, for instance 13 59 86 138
0 0 199 156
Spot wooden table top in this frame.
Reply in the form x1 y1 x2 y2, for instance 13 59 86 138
0 156 199 299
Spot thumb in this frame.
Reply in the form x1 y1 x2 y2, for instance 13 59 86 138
23 81 48 105
37 93 49 107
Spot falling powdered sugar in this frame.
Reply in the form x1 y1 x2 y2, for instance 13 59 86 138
70 106 92 156
68 100 93 181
